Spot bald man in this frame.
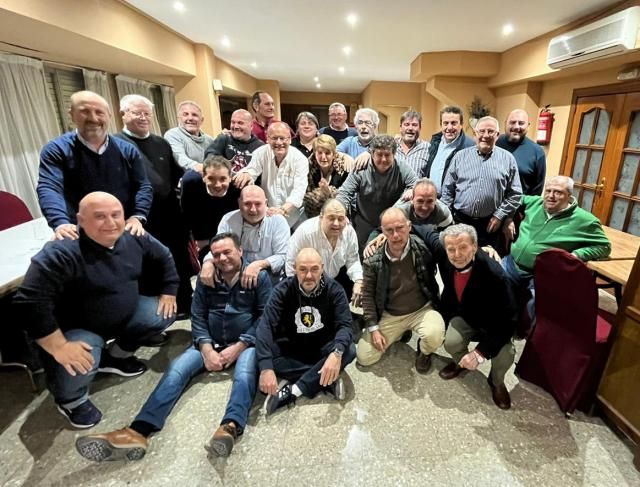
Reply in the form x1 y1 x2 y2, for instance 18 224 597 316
234 121 309 227
38 90 153 241
256 248 356 415
14 192 178 429
496 109 546 196
200 185 290 287
204 109 264 174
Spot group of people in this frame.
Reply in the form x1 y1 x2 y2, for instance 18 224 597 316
14 88 612 464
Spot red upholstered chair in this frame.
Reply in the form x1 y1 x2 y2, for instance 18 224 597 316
0 191 33 230
515 249 613 414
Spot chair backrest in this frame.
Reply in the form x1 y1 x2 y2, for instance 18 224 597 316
533 248 598 349
0 191 33 231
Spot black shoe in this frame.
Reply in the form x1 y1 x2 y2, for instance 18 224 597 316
98 354 147 377
57 399 102 429
439 362 463 380
400 330 412 343
264 381 296 415
415 352 432 374
140 332 169 347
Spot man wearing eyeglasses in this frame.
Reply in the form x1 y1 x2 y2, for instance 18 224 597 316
440 116 522 249
336 108 379 158
319 102 357 145
115 94 193 322
356 207 445 373
233 122 309 227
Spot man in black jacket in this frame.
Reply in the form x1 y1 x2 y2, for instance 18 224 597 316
420 223 516 409
420 106 475 194
257 248 356 415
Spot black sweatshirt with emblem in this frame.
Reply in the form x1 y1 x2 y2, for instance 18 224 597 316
256 274 353 369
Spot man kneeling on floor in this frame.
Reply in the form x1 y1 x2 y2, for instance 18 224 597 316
356 207 445 372
75 232 272 460
422 224 516 409
257 248 356 414
14 192 178 429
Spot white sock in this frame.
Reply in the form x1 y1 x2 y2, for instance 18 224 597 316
291 384 303 397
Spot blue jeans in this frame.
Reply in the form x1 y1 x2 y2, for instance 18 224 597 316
272 342 356 398
134 345 258 433
501 255 536 323
43 296 175 409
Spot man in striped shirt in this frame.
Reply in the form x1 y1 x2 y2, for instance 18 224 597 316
396 110 430 176
440 116 522 249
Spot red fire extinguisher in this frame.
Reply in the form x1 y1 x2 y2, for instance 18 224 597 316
536 105 554 145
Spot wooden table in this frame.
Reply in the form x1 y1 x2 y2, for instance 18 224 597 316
586 226 640 303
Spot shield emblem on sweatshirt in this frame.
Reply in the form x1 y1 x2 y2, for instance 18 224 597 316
295 306 324 334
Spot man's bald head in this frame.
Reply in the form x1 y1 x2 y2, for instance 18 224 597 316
295 248 324 292
69 90 111 145
506 109 530 143
230 109 253 141
239 185 267 224
380 207 409 226
380 207 411 256
77 191 125 248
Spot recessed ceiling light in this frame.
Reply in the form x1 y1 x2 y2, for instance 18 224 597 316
316 83 322 89
173 1 185 12
346 13 358 27
251 62 257 68
221 35 231 47
342 46 352 56
313 76 319 82
338 66 345 74
502 24 514 36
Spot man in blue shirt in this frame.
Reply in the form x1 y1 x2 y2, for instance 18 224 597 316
37 90 152 241
336 108 379 158
76 232 272 461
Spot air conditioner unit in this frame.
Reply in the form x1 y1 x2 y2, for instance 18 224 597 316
547 6 640 69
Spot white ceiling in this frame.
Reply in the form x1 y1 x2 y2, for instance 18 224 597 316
126 0 620 93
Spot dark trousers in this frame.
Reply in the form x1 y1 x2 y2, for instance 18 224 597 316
271 342 356 397
453 210 500 248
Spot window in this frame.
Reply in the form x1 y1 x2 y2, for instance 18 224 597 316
44 65 85 134
150 85 169 134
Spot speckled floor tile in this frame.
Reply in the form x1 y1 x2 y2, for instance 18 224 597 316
2 319 639 486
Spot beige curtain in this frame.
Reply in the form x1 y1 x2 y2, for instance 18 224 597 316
0 53 59 216
82 69 118 133
161 85 177 130
115 75 162 135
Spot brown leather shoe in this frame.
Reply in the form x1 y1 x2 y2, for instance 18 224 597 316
488 378 512 410
439 362 463 380
76 427 148 462
415 352 432 374
206 422 238 457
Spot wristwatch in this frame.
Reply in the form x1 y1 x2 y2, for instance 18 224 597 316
332 347 344 357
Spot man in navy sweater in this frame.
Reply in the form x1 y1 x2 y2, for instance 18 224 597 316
37 90 153 241
257 248 356 415
14 192 178 429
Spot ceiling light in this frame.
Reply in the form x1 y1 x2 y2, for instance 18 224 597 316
342 46 352 56
221 35 231 47
346 13 358 27
173 1 185 12
313 76 319 82
251 62 257 68
502 24 514 36
338 66 345 74
316 83 322 89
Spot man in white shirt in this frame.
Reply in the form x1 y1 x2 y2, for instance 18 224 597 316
286 199 363 305
234 122 308 227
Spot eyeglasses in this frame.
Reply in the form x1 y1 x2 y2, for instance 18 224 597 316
356 120 375 128
475 129 497 136
129 110 152 119
268 136 290 142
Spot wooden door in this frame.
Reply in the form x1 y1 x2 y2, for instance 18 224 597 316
563 91 640 235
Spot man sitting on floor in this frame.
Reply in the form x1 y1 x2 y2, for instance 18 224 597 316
422 224 516 409
257 248 356 415
75 233 272 461
14 192 178 429
356 207 445 373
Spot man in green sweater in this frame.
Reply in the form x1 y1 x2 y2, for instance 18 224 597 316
502 175 611 324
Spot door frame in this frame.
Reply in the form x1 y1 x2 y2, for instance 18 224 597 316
560 81 640 175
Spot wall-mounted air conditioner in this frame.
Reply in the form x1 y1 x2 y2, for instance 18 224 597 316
547 6 640 69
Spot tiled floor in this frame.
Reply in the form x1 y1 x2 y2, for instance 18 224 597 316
1 316 638 487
